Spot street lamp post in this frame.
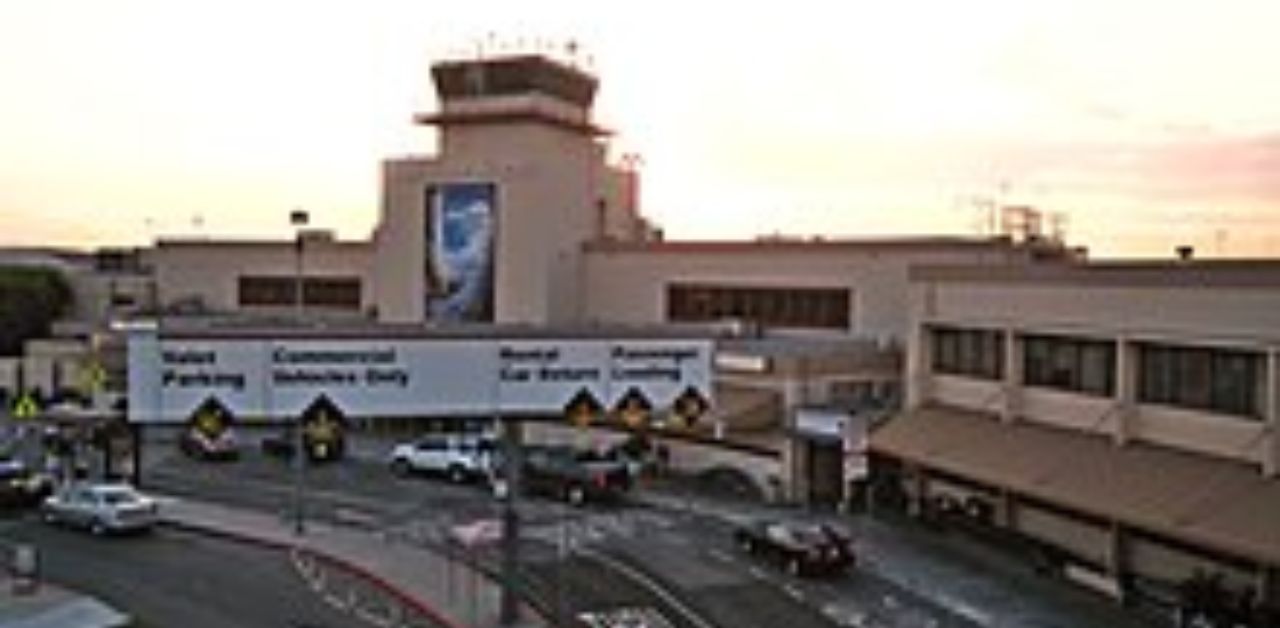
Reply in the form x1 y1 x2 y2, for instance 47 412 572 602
499 416 521 626
290 208 309 536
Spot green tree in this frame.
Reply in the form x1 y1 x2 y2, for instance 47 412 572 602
0 266 73 357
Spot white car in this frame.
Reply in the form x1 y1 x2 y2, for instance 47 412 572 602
389 434 495 483
41 483 159 535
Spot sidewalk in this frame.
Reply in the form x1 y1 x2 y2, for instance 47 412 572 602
0 581 129 628
158 496 546 628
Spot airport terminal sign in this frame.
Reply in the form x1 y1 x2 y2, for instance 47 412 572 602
128 335 712 423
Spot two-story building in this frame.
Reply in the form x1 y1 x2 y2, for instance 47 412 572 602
871 260 1280 611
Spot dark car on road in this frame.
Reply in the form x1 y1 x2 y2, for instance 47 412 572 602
520 445 631 506
0 458 54 509
733 519 856 577
179 426 239 461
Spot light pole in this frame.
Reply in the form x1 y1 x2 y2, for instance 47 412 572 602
290 208 308 536
498 416 521 626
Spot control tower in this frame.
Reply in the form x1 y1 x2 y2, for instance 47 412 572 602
374 53 649 326
417 54 607 141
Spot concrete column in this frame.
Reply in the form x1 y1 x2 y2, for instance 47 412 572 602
781 365 805 503
1259 564 1279 607
783 435 807 505
1001 328 1021 424
1265 350 1279 477
904 463 927 518
905 324 932 410
1113 338 1136 446
995 488 1016 529
1108 522 1133 604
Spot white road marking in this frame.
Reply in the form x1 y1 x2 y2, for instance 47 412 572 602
578 547 718 628
821 602 867 627
578 606 677 628
706 548 734 563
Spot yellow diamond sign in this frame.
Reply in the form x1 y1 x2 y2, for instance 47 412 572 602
11 393 40 421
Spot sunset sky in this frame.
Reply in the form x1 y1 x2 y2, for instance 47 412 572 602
2 1 1279 256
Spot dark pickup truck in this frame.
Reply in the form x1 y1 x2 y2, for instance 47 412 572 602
520 445 631 506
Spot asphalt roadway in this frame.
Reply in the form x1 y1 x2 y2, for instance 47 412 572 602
0 512 357 628
143 450 989 628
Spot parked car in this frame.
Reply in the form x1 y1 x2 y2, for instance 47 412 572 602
389 433 496 482
0 458 54 509
40 483 158 535
733 519 856 577
179 426 239 461
520 445 631 506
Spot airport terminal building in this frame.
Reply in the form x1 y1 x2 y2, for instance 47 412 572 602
6 52 1280 611
132 53 1042 505
873 262 1280 610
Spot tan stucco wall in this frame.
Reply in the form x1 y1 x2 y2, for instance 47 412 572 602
912 276 1280 467
928 283 1280 343
582 246 1013 340
153 239 374 315
374 121 633 325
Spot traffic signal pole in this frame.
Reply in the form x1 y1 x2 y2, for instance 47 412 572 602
499 415 521 625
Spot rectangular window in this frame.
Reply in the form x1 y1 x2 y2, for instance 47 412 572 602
1021 334 1115 397
1137 343 1262 419
238 276 362 310
303 278 362 309
666 283 851 330
930 326 1003 380
238 276 295 307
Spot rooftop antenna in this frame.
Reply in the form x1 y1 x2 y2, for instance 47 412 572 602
964 194 997 236
566 40 579 67
1048 210 1070 244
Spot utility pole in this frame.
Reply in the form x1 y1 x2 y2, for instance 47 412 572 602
290 208 309 536
499 416 522 625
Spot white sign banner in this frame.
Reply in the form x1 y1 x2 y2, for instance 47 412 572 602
128 336 712 423
606 340 711 409
496 340 608 413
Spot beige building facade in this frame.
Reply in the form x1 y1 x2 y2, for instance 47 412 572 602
581 239 1032 339
873 261 1280 610
373 55 650 325
4 53 1079 511
151 233 375 318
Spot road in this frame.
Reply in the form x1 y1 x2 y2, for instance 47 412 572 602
143 448 992 628
0 513 357 628
3 426 1163 628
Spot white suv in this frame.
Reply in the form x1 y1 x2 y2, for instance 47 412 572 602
389 434 495 483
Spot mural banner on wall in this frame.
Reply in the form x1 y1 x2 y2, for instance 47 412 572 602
425 182 496 322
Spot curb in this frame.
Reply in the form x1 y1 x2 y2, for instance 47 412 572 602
159 518 465 628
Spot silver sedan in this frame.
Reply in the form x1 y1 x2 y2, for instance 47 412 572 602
41 483 159 535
